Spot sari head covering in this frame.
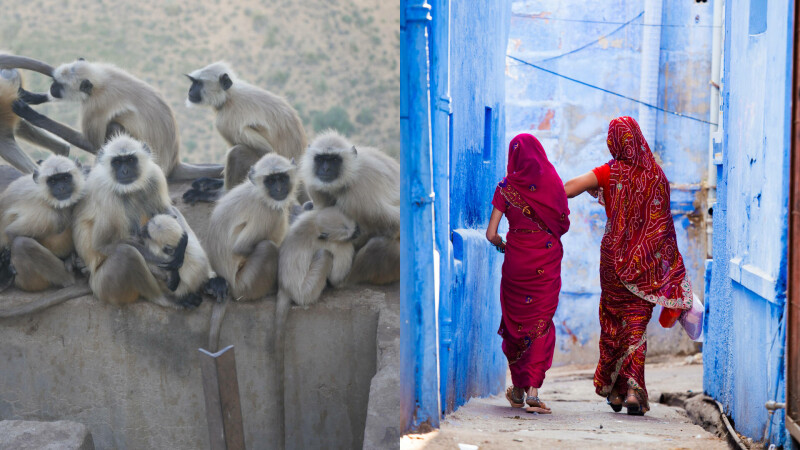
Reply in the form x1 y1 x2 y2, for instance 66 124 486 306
501 133 570 238
603 117 692 309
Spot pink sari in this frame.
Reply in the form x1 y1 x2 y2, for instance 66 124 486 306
491 134 569 389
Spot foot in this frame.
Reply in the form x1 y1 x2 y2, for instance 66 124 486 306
203 276 229 302
505 386 525 408
0 248 16 292
177 292 203 309
607 389 623 412
525 387 551 411
182 187 221 204
623 389 645 416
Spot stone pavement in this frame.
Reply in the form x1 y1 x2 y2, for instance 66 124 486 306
402 356 728 449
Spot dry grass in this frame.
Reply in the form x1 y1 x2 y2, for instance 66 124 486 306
2 0 399 164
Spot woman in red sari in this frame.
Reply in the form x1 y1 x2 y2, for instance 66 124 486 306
564 116 693 415
485 133 570 412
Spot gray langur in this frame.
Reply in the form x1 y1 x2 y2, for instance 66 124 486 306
272 206 359 450
277 207 359 307
7 55 223 180
300 130 400 284
206 153 296 301
0 65 71 173
182 61 307 203
138 214 226 307
72 134 195 308
0 155 85 292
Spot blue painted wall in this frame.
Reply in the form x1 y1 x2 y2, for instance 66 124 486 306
704 0 793 445
505 1 713 364
401 0 439 432
401 0 512 428
439 0 511 415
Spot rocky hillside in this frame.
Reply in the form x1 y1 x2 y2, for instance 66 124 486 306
2 0 399 164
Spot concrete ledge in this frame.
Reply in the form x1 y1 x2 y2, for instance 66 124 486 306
0 420 94 450
0 283 398 449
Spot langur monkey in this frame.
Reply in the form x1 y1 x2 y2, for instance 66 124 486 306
5 55 223 180
182 61 307 203
272 207 359 449
0 64 71 173
277 207 359 307
72 134 196 308
206 153 296 301
0 155 85 292
138 214 225 307
300 130 400 284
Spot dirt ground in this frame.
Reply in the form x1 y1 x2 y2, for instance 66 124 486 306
402 355 728 449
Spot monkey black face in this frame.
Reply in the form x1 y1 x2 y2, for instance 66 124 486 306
263 173 291 201
44 173 75 201
187 77 203 103
314 154 343 183
50 79 92 99
49 81 64 98
110 154 140 185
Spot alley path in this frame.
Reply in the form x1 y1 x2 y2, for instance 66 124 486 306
402 356 728 449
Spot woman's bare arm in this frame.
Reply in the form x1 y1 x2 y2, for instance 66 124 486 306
485 207 504 246
564 171 599 198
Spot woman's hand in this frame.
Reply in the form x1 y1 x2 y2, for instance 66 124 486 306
486 231 502 247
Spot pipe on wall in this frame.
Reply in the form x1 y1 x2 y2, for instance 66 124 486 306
637 0 664 146
428 0 454 418
400 0 441 431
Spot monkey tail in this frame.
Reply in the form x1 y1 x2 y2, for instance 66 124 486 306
168 162 224 181
273 290 291 450
0 284 92 319
0 54 54 77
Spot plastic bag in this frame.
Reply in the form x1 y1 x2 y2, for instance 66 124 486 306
678 293 704 342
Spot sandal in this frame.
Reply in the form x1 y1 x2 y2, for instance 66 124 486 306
524 388 552 414
505 386 525 408
623 392 645 416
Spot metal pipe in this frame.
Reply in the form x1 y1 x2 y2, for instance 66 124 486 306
400 0 440 431
637 0 664 146
429 0 453 417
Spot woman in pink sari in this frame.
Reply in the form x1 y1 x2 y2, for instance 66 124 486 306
485 133 570 412
564 117 693 415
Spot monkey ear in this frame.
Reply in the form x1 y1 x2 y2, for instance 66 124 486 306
77 57 85 61
219 73 233 90
141 143 152 154
318 232 329 240
74 159 83 170
290 157 296 166
79 79 93 95
351 146 358 157
32 169 40 183
248 167 256 184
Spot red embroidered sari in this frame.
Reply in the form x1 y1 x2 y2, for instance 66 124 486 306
491 134 569 389
593 117 693 411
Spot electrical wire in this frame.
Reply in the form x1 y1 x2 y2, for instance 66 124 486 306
506 54 718 126
511 12 721 28
535 11 644 63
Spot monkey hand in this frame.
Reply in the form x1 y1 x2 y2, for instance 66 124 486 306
17 88 49 105
158 233 188 271
11 99 35 118
0 248 16 292
166 269 181 292
177 292 203 309
203 276 229 303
